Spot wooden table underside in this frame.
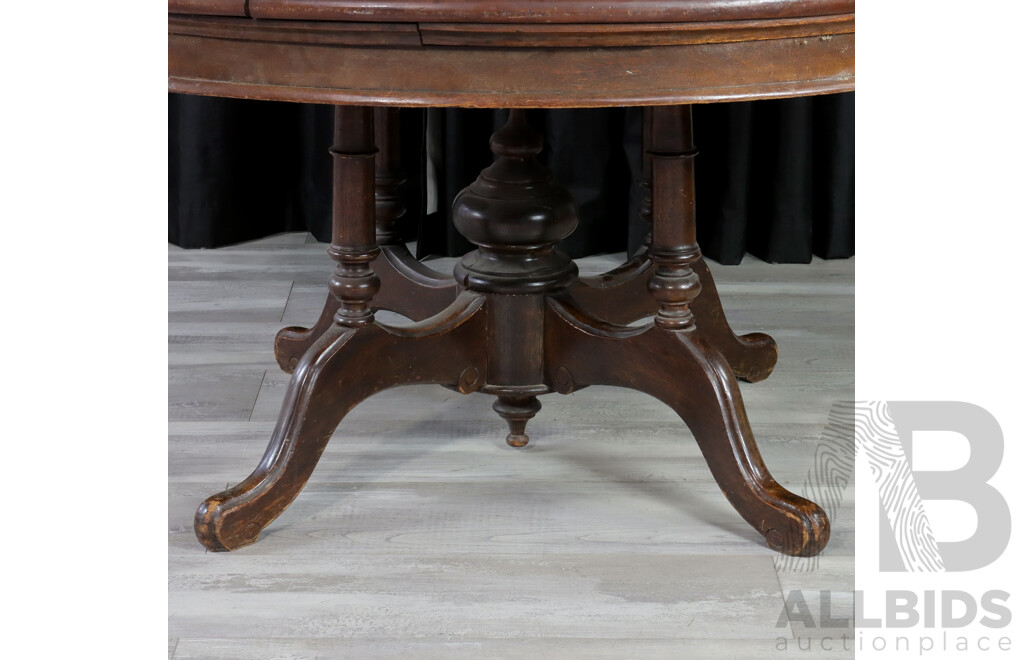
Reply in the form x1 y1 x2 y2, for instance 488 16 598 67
170 4 854 557
170 11 853 107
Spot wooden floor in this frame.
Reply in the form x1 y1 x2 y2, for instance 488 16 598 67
169 233 854 659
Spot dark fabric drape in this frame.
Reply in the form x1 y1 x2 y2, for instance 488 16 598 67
169 93 854 263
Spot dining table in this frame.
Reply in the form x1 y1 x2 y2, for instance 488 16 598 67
169 0 855 557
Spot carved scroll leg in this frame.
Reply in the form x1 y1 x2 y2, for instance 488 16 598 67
274 249 459 374
197 293 487 551
275 108 459 373
569 258 658 326
570 258 778 382
689 257 778 383
570 104 777 382
545 296 829 557
274 297 339 373
371 107 459 321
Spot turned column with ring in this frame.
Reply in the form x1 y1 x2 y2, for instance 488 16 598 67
451 109 578 447
329 106 381 328
648 105 702 331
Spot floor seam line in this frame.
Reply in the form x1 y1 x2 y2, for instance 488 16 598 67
248 370 268 422
281 280 296 322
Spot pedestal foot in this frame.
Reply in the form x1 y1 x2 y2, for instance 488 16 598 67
545 295 829 557
493 396 541 447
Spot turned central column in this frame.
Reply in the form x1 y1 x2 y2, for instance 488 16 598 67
451 109 579 446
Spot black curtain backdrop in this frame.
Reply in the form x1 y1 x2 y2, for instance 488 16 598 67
169 93 853 264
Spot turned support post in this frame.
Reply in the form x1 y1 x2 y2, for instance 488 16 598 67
329 106 380 328
648 105 702 331
373 107 406 246
637 106 654 251
452 109 578 446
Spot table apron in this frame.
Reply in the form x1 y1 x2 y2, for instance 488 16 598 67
168 31 854 107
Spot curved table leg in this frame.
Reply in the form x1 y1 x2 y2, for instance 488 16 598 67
370 107 459 320
275 104 458 374
569 256 778 383
689 257 778 383
372 244 459 320
274 245 458 373
273 293 339 374
196 293 487 551
544 295 829 557
570 256 658 326
569 104 776 382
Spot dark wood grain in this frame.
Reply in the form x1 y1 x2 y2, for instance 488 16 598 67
169 0 246 16
246 0 853 23
373 245 458 320
198 105 833 556
168 15 423 45
168 14 853 108
419 15 853 47
570 257 658 326
569 257 778 383
690 257 778 382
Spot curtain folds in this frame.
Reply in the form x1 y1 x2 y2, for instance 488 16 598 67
169 93 854 264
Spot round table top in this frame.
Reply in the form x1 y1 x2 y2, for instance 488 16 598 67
168 0 854 107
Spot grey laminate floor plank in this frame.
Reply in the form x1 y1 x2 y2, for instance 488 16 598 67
168 280 294 322
169 323 284 368
170 553 783 639
168 367 266 422
168 234 854 658
775 554 856 637
172 637 815 660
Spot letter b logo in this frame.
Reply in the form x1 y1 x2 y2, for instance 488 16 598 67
858 401 1010 572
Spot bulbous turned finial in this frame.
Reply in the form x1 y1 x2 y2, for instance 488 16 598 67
451 108 579 293
493 396 542 448
489 109 543 160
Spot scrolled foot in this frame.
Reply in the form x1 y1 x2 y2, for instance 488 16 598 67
690 257 778 383
201 324 354 551
755 489 830 557
196 490 271 552
274 296 340 374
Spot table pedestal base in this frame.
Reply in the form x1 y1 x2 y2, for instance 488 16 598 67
194 106 828 558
